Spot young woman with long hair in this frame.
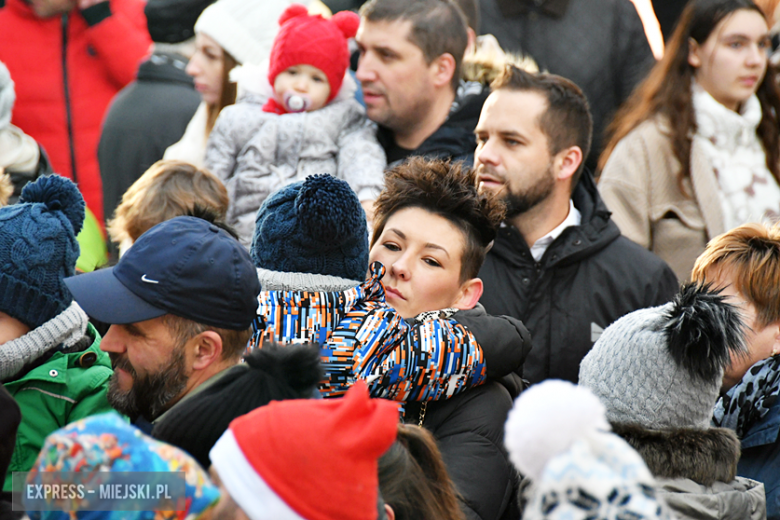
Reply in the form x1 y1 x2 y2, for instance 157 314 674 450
598 0 780 281
163 0 294 167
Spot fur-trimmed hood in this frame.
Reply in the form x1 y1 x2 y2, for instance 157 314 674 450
612 423 766 520
612 423 739 486
461 34 538 85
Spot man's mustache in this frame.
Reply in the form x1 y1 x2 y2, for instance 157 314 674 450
109 353 137 378
476 165 507 184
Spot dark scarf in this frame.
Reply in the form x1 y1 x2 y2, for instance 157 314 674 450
713 355 780 437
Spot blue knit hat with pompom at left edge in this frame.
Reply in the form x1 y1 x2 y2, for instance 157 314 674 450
0 175 85 329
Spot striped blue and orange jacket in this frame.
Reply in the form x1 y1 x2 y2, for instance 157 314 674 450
251 263 492 401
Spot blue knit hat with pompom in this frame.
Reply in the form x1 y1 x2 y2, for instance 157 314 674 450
251 174 368 282
0 175 85 329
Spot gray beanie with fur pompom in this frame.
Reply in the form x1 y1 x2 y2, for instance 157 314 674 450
579 283 747 430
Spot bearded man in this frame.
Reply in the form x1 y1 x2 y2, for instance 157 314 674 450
474 65 677 385
65 216 259 429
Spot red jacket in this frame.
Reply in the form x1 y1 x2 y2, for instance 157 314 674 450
0 0 151 224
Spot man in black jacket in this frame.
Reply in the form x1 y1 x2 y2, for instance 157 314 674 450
98 0 207 235
356 0 488 167
475 65 678 385
478 0 654 171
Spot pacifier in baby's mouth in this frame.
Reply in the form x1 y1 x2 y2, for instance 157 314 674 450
283 92 312 113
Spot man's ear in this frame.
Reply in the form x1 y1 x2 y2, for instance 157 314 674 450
554 146 583 185
430 53 457 89
688 38 702 68
453 278 484 311
191 330 224 370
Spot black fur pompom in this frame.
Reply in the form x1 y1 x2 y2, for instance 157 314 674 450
245 341 324 394
662 283 747 383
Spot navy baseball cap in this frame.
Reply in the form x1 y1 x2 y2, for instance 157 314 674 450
65 217 260 330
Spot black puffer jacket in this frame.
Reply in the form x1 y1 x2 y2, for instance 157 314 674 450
479 0 654 170
98 51 200 225
377 81 489 168
404 382 519 520
400 309 531 520
479 171 678 384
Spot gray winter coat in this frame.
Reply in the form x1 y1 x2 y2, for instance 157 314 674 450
658 477 765 520
613 424 767 520
204 73 386 246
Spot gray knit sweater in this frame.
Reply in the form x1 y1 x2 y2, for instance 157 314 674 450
0 301 88 381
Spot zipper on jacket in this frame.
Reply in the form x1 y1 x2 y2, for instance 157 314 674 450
61 14 78 184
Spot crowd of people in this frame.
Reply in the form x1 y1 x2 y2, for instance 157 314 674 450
3 0 780 519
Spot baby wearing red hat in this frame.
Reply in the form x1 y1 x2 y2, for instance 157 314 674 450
204 4 386 247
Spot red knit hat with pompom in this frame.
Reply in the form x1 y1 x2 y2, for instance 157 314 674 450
209 381 399 520
267 5 359 103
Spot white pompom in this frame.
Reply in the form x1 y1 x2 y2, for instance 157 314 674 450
504 380 610 481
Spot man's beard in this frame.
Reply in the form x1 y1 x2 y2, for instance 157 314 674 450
107 346 189 421
501 163 556 219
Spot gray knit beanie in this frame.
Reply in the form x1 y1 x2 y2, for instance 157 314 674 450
579 284 746 430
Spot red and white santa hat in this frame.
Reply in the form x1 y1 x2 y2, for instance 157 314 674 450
210 381 398 520
267 4 360 102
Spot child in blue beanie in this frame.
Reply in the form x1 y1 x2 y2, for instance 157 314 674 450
0 175 114 492
250 159 531 402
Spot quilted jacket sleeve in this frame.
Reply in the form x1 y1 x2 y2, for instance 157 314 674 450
336 104 386 202
204 108 243 183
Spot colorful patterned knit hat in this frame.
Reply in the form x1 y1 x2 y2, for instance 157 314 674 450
267 5 359 102
0 175 84 329
24 412 220 520
210 381 398 520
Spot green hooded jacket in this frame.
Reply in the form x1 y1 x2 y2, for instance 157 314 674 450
2 323 113 491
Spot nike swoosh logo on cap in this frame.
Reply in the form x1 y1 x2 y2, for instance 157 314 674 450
141 274 160 284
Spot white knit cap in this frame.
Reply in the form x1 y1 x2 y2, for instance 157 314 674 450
505 381 672 520
0 62 15 129
194 0 296 66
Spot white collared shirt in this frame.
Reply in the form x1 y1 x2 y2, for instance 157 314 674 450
529 200 581 262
